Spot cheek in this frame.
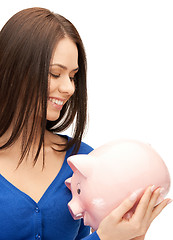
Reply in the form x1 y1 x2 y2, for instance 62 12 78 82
48 78 55 94
71 82 76 95
91 198 106 208
83 197 107 226
87 197 106 216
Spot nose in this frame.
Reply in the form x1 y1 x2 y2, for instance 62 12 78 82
58 76 75 96
68 200 84 220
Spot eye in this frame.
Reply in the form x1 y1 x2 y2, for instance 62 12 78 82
49 72 60 78
77 183 81 195
70 77 75 81
70 75 76 82
77 188 81 194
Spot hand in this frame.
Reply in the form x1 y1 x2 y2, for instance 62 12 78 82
96 186 171 240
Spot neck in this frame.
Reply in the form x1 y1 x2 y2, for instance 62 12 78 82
0 121 66 168
0 117 44 163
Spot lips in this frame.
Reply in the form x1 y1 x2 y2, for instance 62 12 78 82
48 97 65 110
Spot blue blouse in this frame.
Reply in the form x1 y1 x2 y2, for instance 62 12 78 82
0 135 100 240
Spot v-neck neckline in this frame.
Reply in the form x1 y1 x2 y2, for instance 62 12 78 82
0 134 72 206
0 149 71 206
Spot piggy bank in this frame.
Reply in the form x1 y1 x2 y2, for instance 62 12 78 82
65 139 171 230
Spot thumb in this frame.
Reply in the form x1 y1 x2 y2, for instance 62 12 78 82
111 189 143 222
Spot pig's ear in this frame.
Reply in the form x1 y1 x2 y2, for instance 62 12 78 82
67 154 94 178
65 177 72 190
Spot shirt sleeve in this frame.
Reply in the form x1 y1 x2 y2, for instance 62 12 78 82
81 231 100 240
75 219 100 240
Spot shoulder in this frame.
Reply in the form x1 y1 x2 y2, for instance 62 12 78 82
60 133 93 154
52 132 94 154
78 140 94 154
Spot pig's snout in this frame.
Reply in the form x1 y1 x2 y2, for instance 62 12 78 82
68 200 84 220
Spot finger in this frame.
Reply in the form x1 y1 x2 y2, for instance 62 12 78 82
150 198 172 222
111 189 141 222
144 187 162 220
132 186 153 222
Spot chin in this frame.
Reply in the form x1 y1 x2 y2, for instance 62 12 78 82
46 112 60 122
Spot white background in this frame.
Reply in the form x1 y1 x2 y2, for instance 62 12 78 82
1 0 173 239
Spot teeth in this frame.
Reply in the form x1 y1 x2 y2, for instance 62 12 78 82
49 98 63 105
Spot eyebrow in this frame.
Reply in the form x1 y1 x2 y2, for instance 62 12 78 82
50 63 79 72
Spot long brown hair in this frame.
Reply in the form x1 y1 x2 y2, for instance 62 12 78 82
0 7 87 167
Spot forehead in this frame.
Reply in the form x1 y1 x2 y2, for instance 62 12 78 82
51 37 78 69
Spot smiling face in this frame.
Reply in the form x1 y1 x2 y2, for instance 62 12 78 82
47 37 78 121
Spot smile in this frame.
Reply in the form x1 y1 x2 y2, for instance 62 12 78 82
48 97 65 111
49 97 64 105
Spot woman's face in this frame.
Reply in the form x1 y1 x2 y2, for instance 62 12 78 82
47 37 78 121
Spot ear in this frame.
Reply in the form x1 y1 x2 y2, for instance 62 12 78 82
65 177 72 190
67 154 95 178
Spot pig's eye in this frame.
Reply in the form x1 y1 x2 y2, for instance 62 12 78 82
77 183 81 195
77 188 81 194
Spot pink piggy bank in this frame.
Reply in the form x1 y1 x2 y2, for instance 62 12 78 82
65 139 171 230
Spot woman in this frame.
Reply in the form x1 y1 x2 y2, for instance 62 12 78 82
0 7 171 240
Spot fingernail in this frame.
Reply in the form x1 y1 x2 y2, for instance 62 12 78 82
129 192 138 202
151 185 155 192
167 199 173 205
